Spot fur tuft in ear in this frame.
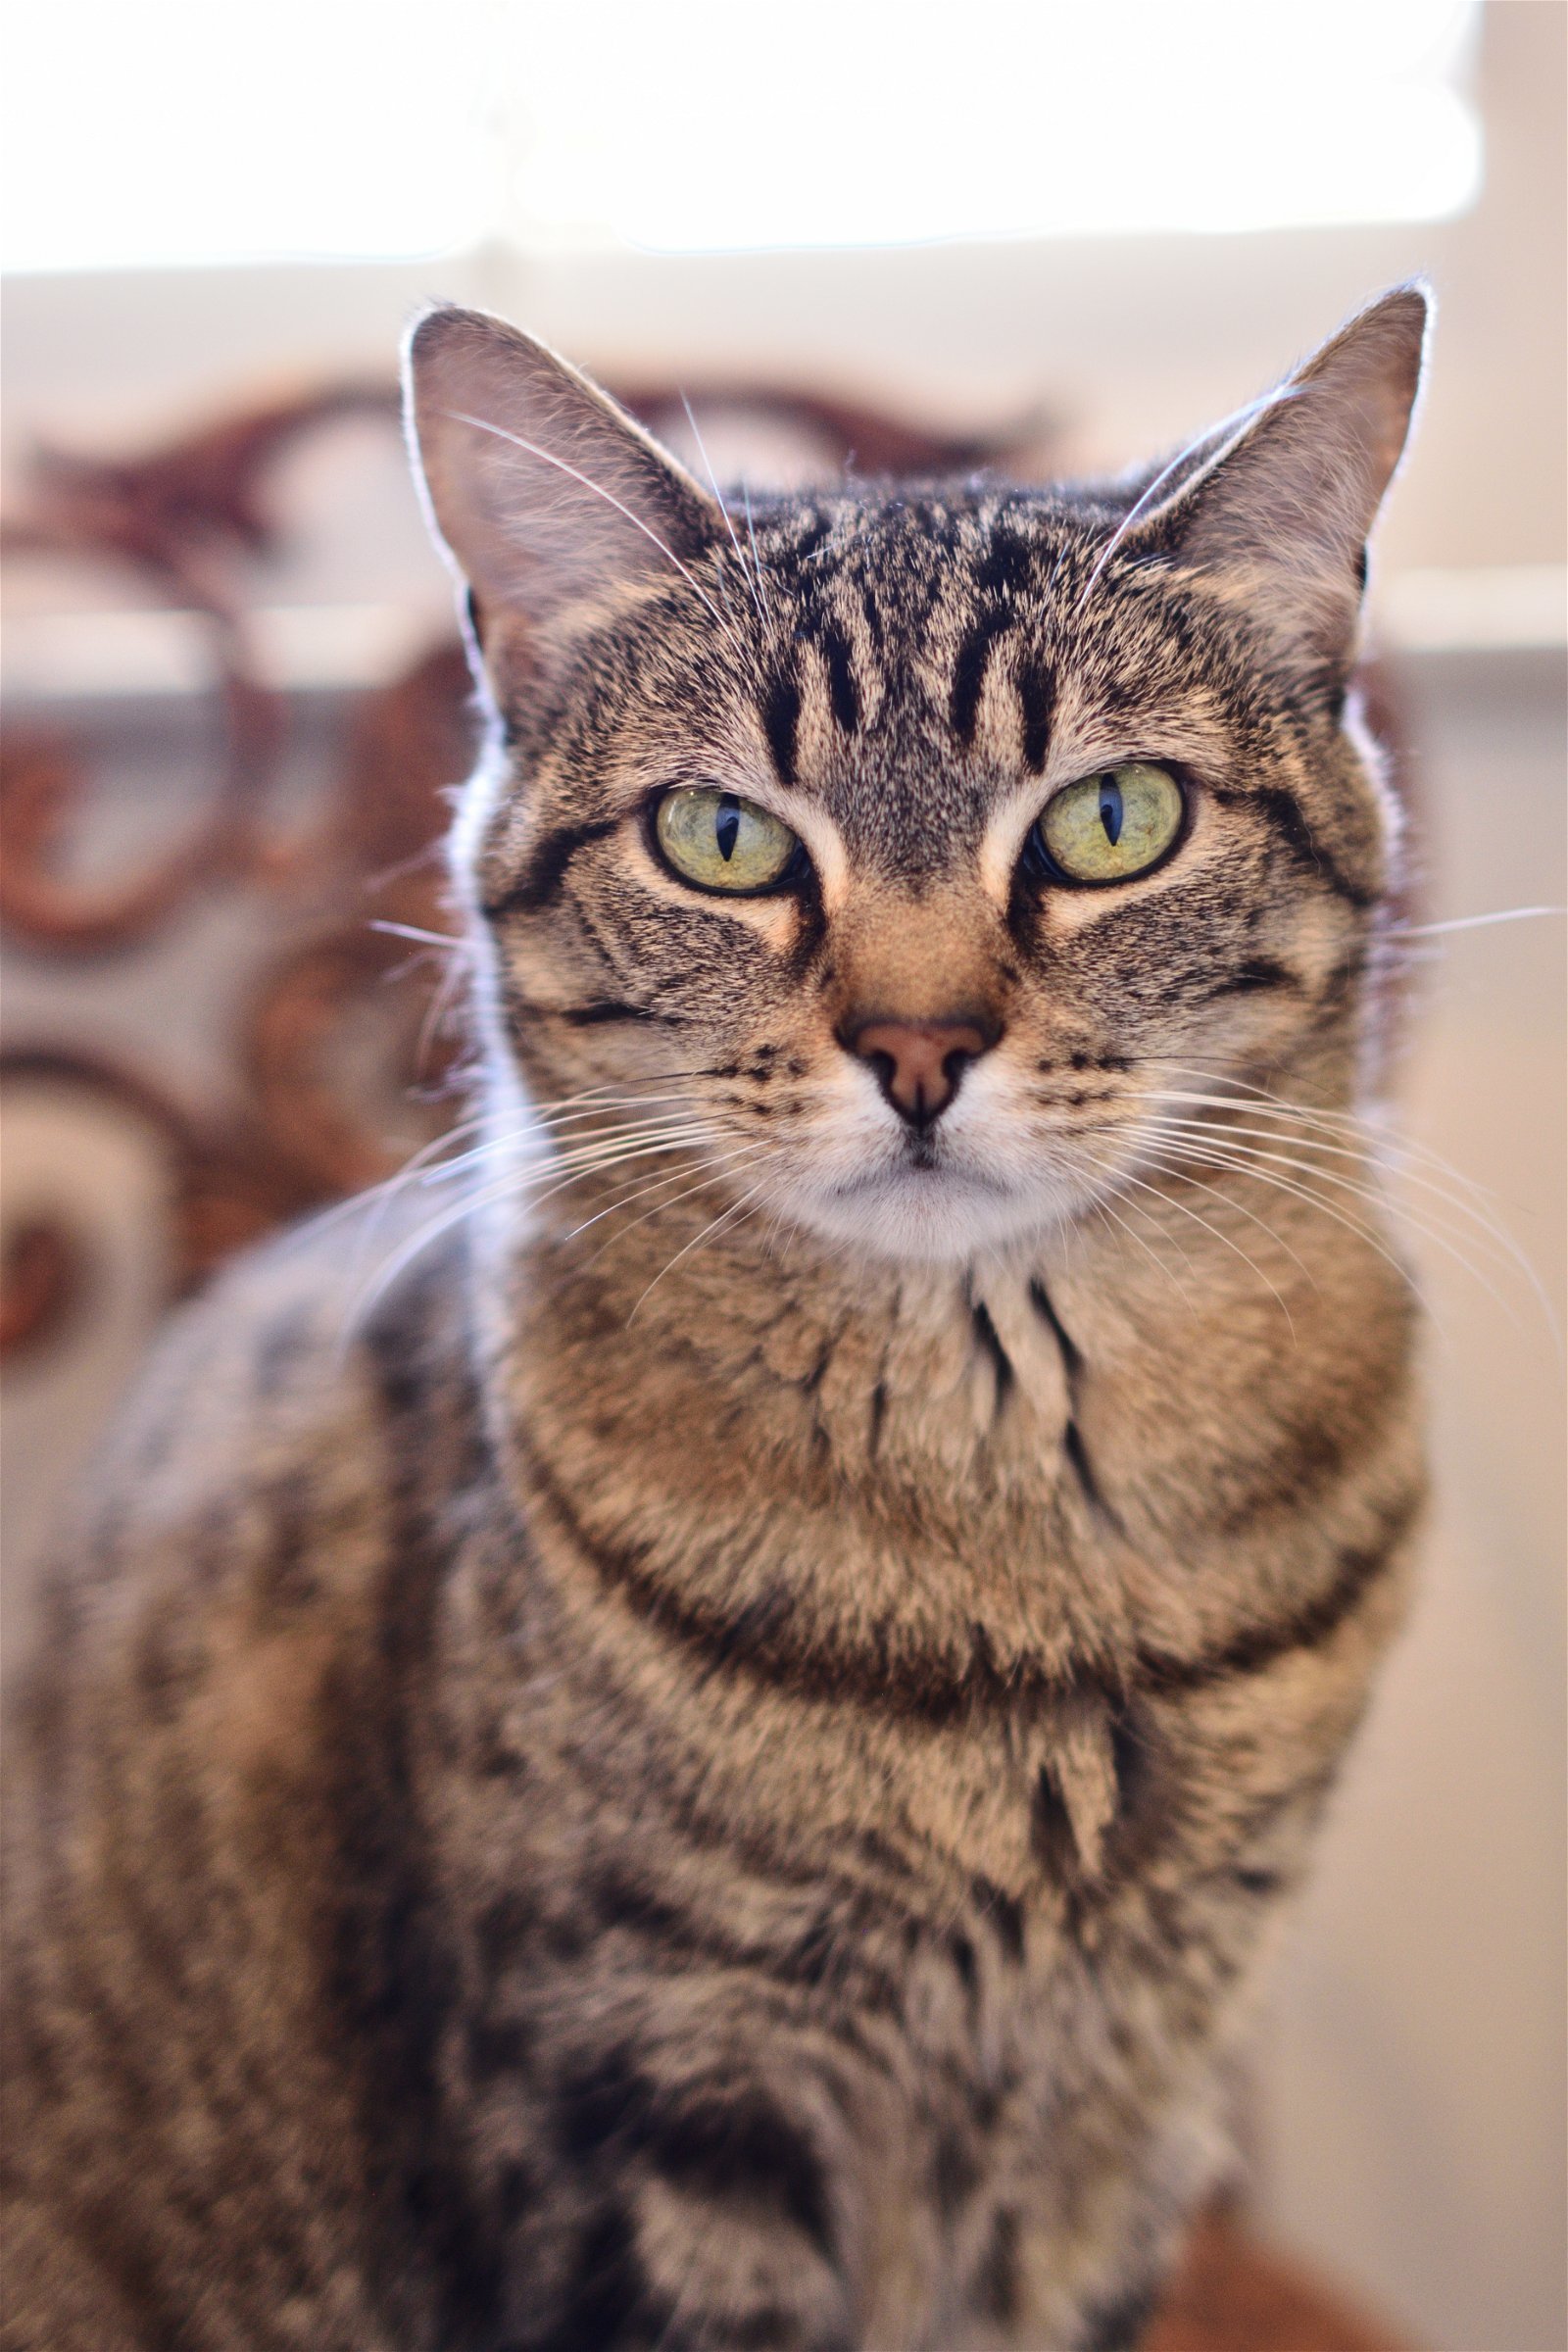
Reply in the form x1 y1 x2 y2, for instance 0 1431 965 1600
1121 283 1430 686
402 305 722 680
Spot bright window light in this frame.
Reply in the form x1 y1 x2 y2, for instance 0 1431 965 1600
1 0 1481 273
0 0 493 271
512 0 1483 250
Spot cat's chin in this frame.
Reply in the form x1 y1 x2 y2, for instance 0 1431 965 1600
768 1163 1080 1267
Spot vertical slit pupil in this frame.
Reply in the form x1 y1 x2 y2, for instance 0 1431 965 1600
1098 776 1123 846
715 793 742 861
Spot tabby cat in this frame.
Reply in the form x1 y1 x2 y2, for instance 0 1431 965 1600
2 286 1430 2352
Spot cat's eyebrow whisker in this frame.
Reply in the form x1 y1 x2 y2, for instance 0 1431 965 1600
443 409 750 661
680 391 768 627
741 483 773 626
1074 382 1300 612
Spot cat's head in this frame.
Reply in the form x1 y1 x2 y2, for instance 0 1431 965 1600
405 289 1426 1266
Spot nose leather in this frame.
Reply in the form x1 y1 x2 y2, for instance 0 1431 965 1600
849 1016 993 1126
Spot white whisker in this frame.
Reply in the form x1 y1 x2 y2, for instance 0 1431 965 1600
1082 1181 1198 1312
1074 383 1299 612
1145 1066 1504 1200
1147 1106 1521 1247
741 483 773 626
1147 1114 1539 1298
368 920 470 952
422 1114 715 1191
1385 906 1565 938
628 1164 784 1321
1146 1136 1462 1336
680 391 767 625
1098 1156 1303 1335
342 1129 729 1340
564 1142 779 1256
444 409 749 660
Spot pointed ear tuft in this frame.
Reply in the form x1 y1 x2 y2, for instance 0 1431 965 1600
1126 284 1430 685
402 305 721 673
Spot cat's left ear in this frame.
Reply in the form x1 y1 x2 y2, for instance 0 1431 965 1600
1121 284 1430 686
402 304 723 691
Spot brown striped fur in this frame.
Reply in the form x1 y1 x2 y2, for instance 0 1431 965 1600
2 290 1430 2351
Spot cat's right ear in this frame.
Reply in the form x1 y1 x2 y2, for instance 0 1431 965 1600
403 304 721 687
1111 284 1430 693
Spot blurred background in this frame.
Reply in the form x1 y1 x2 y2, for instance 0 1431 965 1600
2 4 1563 2346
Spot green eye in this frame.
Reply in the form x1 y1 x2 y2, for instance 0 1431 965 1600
1036 761 1185 885
655 787 801 894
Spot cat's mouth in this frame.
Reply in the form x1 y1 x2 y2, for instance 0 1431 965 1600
830 1132 1005 1193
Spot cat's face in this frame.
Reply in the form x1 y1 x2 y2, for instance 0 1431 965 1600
408 294 1425 1266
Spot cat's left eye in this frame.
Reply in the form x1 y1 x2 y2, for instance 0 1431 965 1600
1034 761 1185 885
655 788 802 895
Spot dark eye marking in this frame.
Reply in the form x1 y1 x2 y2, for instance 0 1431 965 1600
1202 959 1301 1000
482 816 621 919
552 1001 690 1028
1206 781 1377 909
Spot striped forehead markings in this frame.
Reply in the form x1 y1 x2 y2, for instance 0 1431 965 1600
762 669 802 785
815 615 861 736
761 612 871 784
945 515 1056 770
948 610 1055 775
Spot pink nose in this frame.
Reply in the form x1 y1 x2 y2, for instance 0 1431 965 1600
848 1016 994 1126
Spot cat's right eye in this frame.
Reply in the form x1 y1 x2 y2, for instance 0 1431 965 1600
654 788 803 895
1033 761 1186 886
